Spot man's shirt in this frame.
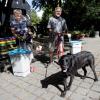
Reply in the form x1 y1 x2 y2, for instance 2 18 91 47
47 16 67 33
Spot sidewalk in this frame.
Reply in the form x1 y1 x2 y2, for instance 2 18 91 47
0 37 100 100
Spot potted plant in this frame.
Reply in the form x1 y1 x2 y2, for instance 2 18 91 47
71 31 87 40
71 31 81 40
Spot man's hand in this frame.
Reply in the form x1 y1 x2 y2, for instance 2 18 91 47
63 32 68 36
67 33 71 38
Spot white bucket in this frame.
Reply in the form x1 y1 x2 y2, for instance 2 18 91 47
10 54 31 77
70 41 82 54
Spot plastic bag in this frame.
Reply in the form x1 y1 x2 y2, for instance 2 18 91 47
8 48 31 56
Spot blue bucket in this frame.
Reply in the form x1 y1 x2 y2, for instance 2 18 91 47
8 48 31 56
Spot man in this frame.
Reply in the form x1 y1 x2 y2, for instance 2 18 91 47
47 7 68 62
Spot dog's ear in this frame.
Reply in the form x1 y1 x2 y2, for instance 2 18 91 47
69 55 74 67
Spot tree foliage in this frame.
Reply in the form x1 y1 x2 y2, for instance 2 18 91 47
30 10 41 25
32 0 100 31
32 0 60 10
41 7 52 23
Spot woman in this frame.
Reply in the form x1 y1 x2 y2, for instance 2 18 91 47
10 9 35 63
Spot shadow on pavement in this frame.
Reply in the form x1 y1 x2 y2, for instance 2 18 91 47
41 71 67 94
34 53 50 64
40 70 96 96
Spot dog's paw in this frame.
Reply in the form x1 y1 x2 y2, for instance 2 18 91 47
60 92 66 97
67 87 70 90
94 78 98 81
81 76 85 79
41 80 48 88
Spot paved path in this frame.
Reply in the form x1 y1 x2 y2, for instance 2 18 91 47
0 37 100 100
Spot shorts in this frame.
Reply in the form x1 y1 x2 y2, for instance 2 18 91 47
49 35 64 52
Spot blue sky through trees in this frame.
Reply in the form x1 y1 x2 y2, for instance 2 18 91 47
27 0 43 18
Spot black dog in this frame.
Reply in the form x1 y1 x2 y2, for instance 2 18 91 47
56 51 98 97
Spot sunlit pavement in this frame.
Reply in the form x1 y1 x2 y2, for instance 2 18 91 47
0 37 100 100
